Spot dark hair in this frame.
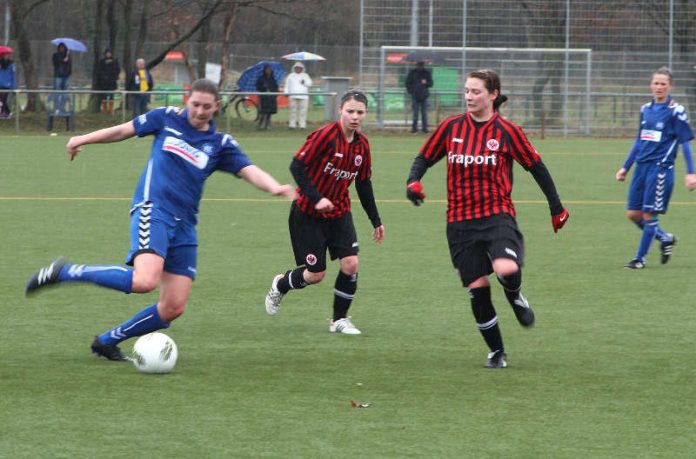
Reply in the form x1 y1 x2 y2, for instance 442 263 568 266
189 78 220 100
653 66 673 84
468 68 508 111
340 88 368 108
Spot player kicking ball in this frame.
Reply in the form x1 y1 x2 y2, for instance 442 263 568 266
26 78 296 361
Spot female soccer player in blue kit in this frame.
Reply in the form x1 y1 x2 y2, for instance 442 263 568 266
616 67 696 269
26 78 297 361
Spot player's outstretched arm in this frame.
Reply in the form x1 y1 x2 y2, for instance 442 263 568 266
66 122 136 161
238 165 297 200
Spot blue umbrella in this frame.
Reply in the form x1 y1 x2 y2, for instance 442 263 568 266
51 38 87 52
236 61 287 92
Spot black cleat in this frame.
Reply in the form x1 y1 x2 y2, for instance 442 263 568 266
485 350 507 369
660 234 677 264
624 258 645 270
511 293 535 327
25 257 67 296
91 336 128 362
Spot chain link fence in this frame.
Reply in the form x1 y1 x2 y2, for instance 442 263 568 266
360 0 696 136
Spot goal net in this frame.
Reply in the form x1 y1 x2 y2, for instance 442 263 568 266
371 46 592 135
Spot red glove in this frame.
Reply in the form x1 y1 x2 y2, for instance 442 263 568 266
406 182 426 206
551 208 570 233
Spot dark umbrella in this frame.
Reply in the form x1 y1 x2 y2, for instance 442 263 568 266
404 50 446 65
236 61 288 92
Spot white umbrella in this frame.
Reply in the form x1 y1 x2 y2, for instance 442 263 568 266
281 51 326 62
51 38 87 52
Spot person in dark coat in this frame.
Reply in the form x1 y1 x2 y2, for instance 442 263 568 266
256 65 279 130
52 43 72 90
96 49 121 114
405 61 434 133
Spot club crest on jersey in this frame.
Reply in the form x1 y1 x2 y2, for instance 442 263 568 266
656 122 664 130
486 139 500 151
354 155 363 167
306 254 317 266
201 144 213 154
162 136 210 169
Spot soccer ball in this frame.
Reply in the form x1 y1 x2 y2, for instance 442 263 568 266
132 332 178 374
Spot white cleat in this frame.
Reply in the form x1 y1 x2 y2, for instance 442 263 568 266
265 274 285 316
329 317 362 335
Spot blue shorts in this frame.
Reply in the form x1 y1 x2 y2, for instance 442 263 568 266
126 203 198 279
627 163 674 214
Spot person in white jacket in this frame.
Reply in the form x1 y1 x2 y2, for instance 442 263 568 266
284 62 313 129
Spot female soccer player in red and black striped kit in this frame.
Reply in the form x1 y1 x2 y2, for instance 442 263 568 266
406 69 569 368
264 89 385 335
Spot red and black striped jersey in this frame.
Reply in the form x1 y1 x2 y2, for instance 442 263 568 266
419 112 541 222
294 121 372 219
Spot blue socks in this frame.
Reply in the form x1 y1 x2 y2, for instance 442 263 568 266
99 304 170 345
633 218 668 242
58 263 133 293
636 219 659 261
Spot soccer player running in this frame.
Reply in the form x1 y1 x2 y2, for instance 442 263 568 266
264 89 385 335
25 78 297 361
615 66 696 269
405 69 569 368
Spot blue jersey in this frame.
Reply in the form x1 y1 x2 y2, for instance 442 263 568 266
633 97 694 167
132 107 253 222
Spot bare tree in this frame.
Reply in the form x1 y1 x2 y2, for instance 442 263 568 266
10 0 51 112
520 1 565 124
89 0 105 113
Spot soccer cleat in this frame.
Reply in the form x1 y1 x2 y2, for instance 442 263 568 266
624 258 645 270
485 350 508 369
25 257 67 296
265 274 285 316
511 293 535 327
329 317 362 335
660 234 677 264
90 336 128 362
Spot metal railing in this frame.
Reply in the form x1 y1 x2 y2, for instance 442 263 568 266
0 88 340 134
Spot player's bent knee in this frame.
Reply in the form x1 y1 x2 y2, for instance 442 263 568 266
305 270 325 284
492 258 519 278
131 275 159 293
339 256 359 275
158 303 185 322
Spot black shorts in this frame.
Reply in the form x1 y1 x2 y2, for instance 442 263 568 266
446 213 524 286
288 204 359 272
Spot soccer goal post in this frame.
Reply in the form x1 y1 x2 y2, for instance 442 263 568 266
375 45 592 135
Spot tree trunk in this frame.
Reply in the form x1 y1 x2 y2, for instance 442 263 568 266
90 0 105 113
218 5 237 91
122 0 133 112
196 21 210 81
106 0 117 51
10 0 40 112
135 2 149 60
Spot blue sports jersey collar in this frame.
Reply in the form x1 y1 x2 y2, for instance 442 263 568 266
649 96 672 109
